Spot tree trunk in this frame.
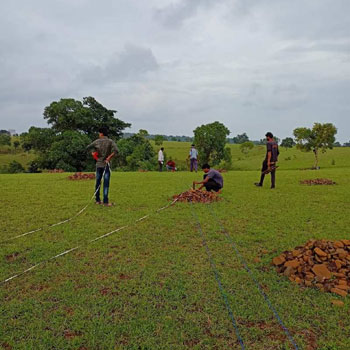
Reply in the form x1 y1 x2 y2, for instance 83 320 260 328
313 148 319 169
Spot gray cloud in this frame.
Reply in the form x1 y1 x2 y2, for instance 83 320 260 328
79 45 159 84
0 0 349 143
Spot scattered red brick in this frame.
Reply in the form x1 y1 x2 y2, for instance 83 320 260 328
68 172 95 180
300 178 336 185
172 189 221 203
273 239 350 296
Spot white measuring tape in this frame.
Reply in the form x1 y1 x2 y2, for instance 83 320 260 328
0 196 179 285
1 164 110 243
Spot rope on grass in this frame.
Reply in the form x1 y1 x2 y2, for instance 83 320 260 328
0 164 110 244
190 202 245 350
207 204 300 350
0 197 178 285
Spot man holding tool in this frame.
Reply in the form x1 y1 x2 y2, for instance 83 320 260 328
87 127 118 206
193 164 223 192
255 132 279 189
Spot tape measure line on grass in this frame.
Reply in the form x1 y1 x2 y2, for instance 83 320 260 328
190 202 245 350
0 165 110 244
207 203 300 350
0 197 178 285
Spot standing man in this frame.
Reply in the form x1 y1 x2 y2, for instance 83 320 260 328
87 127 118 206
158 147 164 172
188 144 199 172
255 132 279 189
193 164 223 192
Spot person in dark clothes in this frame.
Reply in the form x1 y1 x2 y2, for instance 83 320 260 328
193 164 223 192
255 132 279 189
87 127 118 206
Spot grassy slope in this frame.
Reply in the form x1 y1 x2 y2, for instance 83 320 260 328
1 140 349 171
0 168 349 349
151 140 350 171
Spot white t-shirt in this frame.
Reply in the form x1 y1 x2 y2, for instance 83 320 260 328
158 150 164 162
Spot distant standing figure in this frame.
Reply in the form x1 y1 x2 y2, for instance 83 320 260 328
255 132 279 189
193 164 223 192
87 127 118 206
158 147 164 172
189 144 199 172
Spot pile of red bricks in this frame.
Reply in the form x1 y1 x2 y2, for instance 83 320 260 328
68 172 95 180
273 239 350 297
172 189 221 203
300 178 336 185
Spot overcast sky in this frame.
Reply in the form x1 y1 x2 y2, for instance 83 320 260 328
1 0 349 141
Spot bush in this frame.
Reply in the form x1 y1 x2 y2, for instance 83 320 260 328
0 161 25 174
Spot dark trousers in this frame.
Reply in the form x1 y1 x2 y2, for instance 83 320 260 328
190 158 198 172
95 166 111 203
259 160 276 188
158 161 163 172
203 174 222 192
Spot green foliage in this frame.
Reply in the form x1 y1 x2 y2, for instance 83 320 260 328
43 96 131 139
0 160 25 173
44 131 92 172
154 135 165 146
20 127 57 153
239 141 254 154
0 133 11 146
20 97 130 171
116 130 156 171
294 123 337 168
193 121 230 166
281 137 295 149
232 132 249 144
27 160 41 173
13 140 20 150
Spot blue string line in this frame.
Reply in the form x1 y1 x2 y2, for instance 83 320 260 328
190 202 245 350
207 203 300 350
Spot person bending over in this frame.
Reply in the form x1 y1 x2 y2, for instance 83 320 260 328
166 159 176 172
87 127 118 206
255 132 279 189
193 164 223 192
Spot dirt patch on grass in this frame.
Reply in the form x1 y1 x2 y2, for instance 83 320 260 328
300 178 336 185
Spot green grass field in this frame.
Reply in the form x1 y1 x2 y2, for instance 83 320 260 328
1 165 349 349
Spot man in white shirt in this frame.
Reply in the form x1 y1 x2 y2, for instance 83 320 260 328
158 147 164 172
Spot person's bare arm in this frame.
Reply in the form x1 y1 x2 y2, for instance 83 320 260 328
193 176 210 190
106 152 116 163
267 151 272 168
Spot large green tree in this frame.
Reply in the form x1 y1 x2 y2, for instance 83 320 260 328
43 96 130 139
193 121 230 165
281 137 295 149
293 123 337 168
22 97 130 171
116 130 156 171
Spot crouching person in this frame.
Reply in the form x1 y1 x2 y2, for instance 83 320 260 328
193 164 223 192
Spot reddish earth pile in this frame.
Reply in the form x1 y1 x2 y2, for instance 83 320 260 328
172 189 221 203
300 178 336 185
273 239 350 297
68 172 95 180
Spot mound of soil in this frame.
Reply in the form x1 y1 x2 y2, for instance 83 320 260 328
273 239 350 297
300 178 336 185
172 189 221 203
68 172 95 180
